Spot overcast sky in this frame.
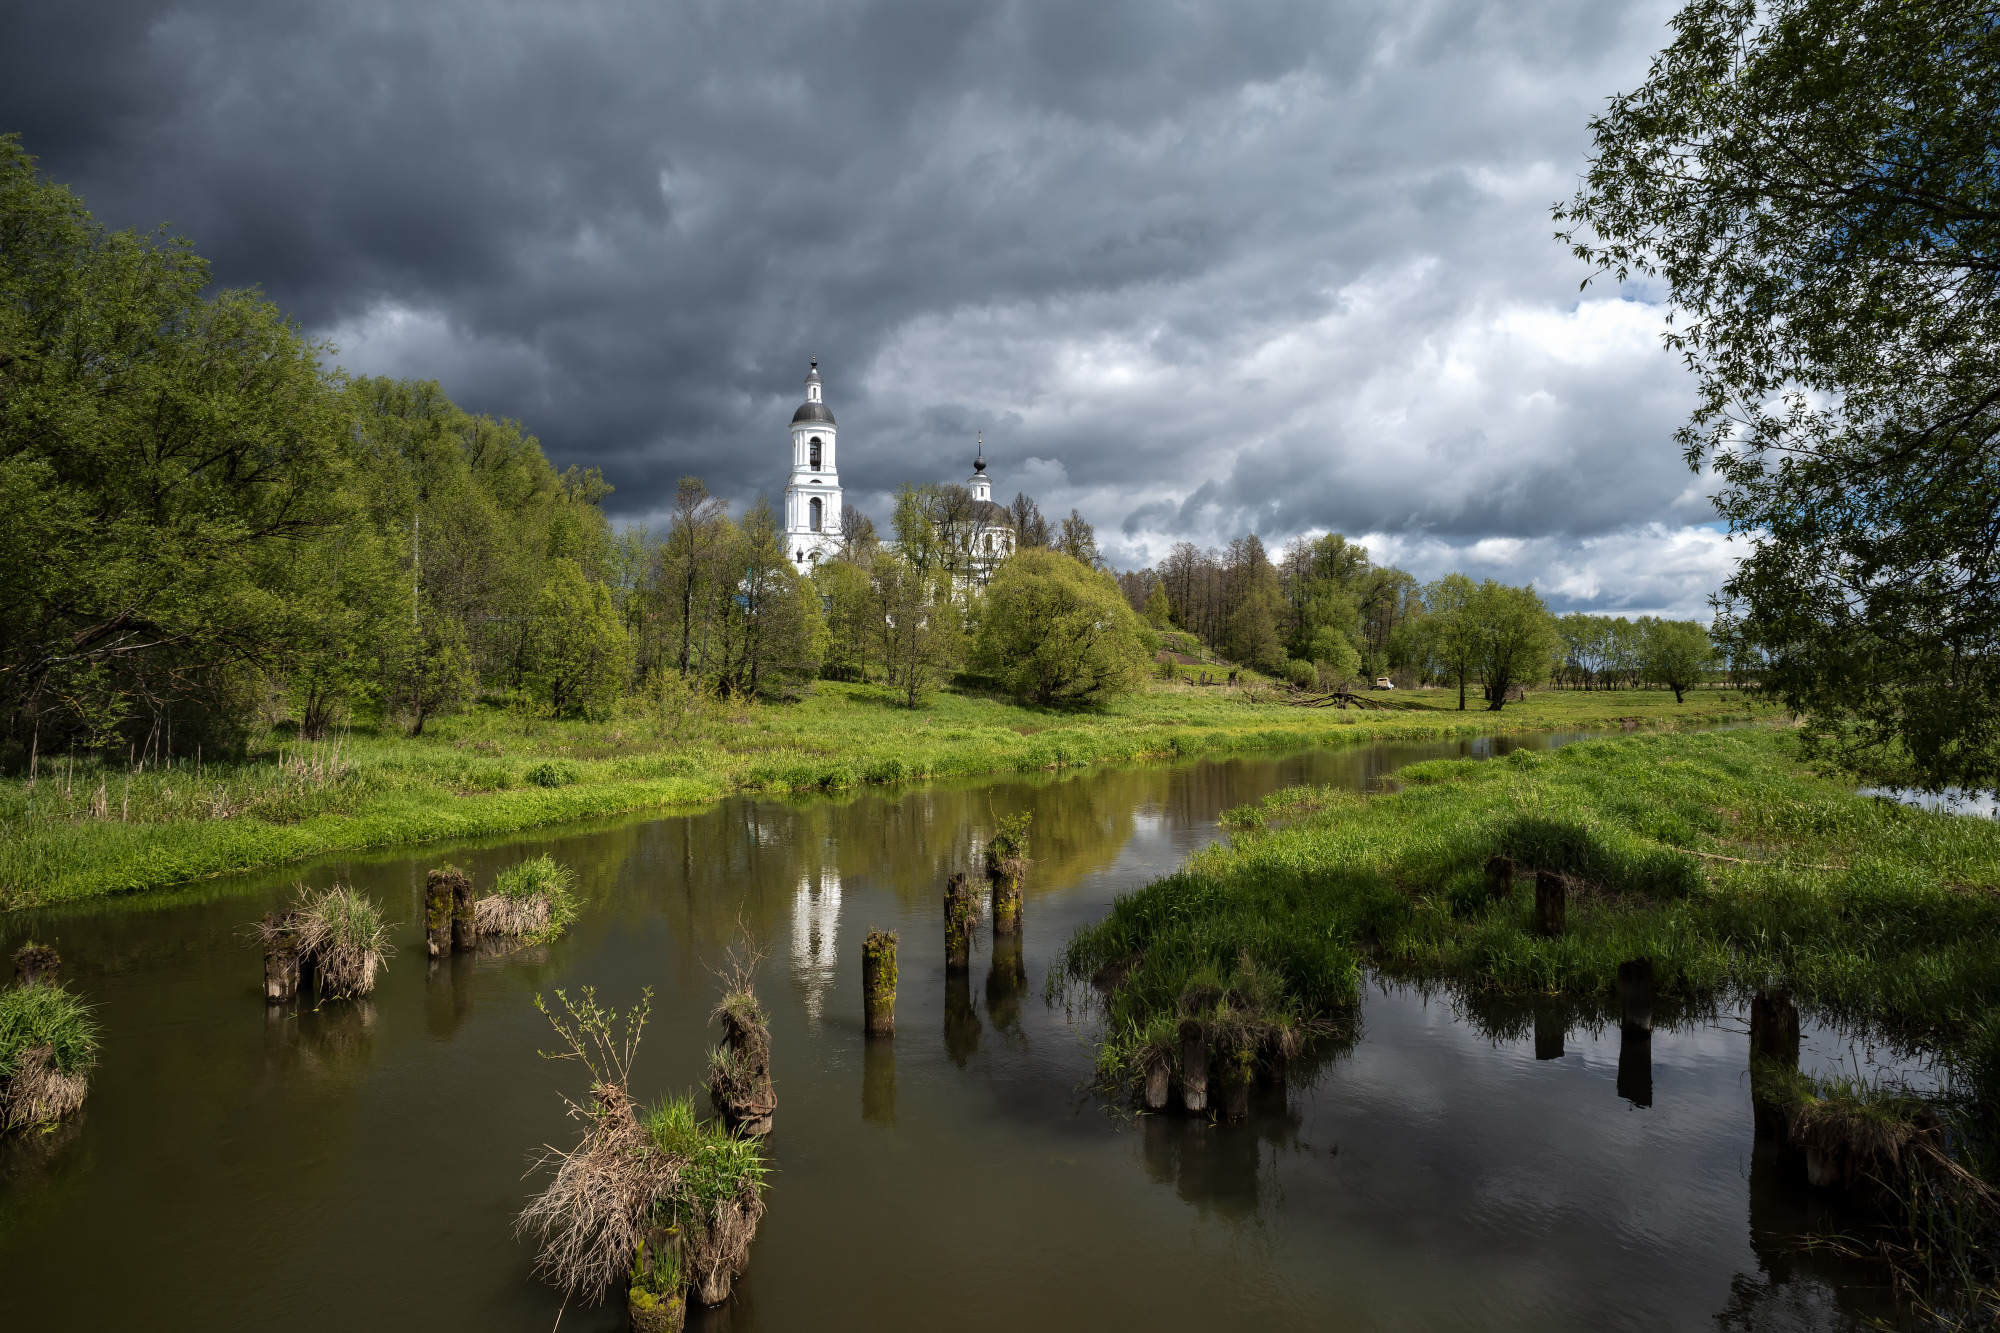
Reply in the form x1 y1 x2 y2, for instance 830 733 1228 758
2 0 1737 616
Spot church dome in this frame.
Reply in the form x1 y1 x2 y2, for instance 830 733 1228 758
791 400 836 425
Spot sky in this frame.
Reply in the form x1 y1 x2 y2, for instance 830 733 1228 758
1 0 1739 616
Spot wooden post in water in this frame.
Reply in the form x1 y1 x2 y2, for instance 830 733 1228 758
863 930 898 1036
1143 1052 1172 1111
1617 1028 1654 1107
986 812 1031 936
1484 854 1515 901
1533 870 1566 938
1749 988 1800 1139
261 914 299 1003
1218 1046 1252 1121
451 872 479 952
1617 957 1654 1034
12 942 59 988
1179 1019 1209 1114
943 872 975 973
424 867 462 959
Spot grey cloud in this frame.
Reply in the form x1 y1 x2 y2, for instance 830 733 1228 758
2 0 1719 603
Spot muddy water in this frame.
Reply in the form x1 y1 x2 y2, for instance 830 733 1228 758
0 732 1911 1331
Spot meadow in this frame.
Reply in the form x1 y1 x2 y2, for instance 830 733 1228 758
1060 727 2000 1091
0 680 1762 907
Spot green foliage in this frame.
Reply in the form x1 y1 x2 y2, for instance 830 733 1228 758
1557 0 2000 792
493 853 580 941
871 545 962 709
523 760 581 787
641 1092 768 1216
1143 580 1171 629
0 134 359 756
0 981 98 1079
971 549 1150 705
1465 580 1557 709
382 611 475 736
528 559 633 720
1639 619 1715 703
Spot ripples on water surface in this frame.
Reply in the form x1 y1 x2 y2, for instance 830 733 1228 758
0 732 1927 1330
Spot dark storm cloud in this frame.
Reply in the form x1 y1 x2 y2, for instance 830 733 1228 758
0 0 1725 612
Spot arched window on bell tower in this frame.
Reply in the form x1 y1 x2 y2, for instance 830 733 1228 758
809 496 823 532
809 437 822 470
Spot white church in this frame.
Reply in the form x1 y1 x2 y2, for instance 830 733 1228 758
783 359 1015 578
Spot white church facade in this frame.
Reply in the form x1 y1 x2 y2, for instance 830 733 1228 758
783 358 843 568
783 359 1016 578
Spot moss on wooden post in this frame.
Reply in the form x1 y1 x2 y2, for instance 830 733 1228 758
424 866 465 959
862 930 897 1036
451 871 478 952
985 812 1031 936
943 872 976 973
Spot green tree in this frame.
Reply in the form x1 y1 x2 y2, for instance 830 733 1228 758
1418 574 1480 710
383 611 475 736
1143 580 1171 629
527 559 632 719
1467 581 1557 711
1557 0 2000 789
1641 619 1715 704
727 498 824 700
814 556 877 682
872 547 962 709
0 135 356 757
1056 509 1100 568
972 549 1150 705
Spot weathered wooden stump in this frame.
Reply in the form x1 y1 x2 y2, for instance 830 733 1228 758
986 813 1031 937
1142 1054 1172 1110
711 999 776 1137
261 914 300 1003
1217 1047 1253 1121
12 942 59 988
451 873 479 952
1484 854 1515 900
424 867 464 959
1749 988 1801 1139
943 872 975 973
1617 957 1654 1034
862 930 897 1037
1179 1019 1209 1114
1533 870 1566 938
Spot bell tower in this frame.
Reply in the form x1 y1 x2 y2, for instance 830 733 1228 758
783 357 842 570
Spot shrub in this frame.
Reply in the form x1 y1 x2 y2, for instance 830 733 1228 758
482 854 580 942
525 760 582 788
971 548 1150 705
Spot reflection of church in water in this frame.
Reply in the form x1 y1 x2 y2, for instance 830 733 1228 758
791 866 840 1024
783 359 1018 577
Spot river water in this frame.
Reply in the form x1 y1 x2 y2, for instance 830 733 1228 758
0 731 1918 1330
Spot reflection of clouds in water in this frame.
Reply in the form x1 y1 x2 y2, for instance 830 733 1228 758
791 869 840 1025
1859 786 2000 819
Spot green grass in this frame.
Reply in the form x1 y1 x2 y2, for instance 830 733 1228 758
0 981 99 1078
641 1092 768 1216
0 680 1769 907
491 854 580 943
1061 728 2000 1081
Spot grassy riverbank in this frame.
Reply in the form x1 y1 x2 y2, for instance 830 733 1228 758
1061 727 2000 1087
0 681 1763 909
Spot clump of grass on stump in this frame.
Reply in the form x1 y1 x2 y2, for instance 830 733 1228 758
286 883 393 999
518 985 770 1315
0 981 98 1132
705 930 774 1136
476 854 580 943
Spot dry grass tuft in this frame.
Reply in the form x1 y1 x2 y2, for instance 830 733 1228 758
0 1044 89 1132
517 1079 681 1302
288 883 392 999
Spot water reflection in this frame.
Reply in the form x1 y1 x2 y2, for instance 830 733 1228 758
0 726 1931 1332
791 869 840 1025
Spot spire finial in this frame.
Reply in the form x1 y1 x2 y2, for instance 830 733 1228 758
974 430 985 471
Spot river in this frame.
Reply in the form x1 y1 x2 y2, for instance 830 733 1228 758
0 730 1917 1330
